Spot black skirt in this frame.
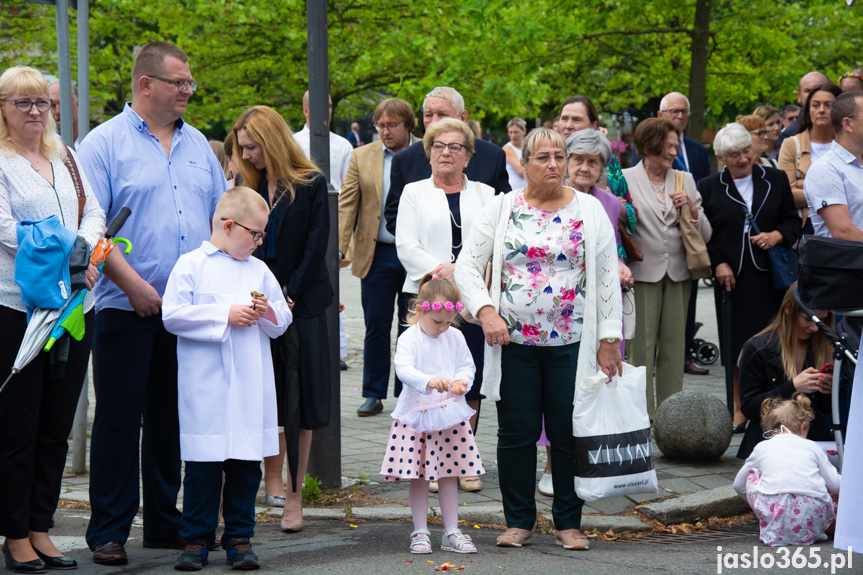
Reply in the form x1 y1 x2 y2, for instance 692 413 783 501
713 253 784 367
272 313 331 431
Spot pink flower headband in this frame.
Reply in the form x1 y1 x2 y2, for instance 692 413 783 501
421 275 464 312
422 300 464 312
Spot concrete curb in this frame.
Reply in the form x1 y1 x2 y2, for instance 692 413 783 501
638 485 750 525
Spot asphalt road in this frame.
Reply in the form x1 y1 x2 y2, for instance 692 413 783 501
46 509 863 575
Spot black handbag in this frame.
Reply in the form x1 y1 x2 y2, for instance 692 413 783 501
798 234 863 311
741 206 798 291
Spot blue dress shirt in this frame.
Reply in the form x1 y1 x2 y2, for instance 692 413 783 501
77 103 227 312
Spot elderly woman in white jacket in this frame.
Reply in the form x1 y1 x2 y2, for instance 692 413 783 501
454 128 622 551
395 118 495 492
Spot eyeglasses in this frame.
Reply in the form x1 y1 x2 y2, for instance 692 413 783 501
5 99 53 113
221 218 266 241
431 141 465 154
375 122 402 132
749 129 769 138
660 108 690 116
530 153 566 164
148 76 199 92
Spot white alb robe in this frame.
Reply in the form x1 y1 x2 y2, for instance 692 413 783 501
163 241 291 462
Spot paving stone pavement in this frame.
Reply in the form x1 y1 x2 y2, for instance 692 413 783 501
62 271 747 527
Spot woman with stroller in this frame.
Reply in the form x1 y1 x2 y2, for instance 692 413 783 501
737 285 835 459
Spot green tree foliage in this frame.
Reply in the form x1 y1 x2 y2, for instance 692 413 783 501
1 0 860 134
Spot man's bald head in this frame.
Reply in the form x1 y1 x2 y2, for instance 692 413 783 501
798 71 831 105
302 90 333 126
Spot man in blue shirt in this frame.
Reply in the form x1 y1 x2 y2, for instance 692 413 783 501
805 92 863 240
77 41 226 566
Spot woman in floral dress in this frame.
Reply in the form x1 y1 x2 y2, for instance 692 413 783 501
455 128 622 551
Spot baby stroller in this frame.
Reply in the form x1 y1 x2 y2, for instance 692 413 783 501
796 235 863 470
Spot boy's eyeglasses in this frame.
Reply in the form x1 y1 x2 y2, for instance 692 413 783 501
221 218 266 241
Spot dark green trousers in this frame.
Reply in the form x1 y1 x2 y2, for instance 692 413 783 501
497 342 583 531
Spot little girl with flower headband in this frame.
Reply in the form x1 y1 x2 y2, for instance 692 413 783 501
733 393 840 546
379 274 484 555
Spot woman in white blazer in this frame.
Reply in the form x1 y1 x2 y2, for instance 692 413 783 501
623 118 712 419
395 118 495 492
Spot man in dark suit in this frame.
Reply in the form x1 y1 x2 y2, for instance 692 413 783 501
631 91 711 376
776 71 830 153
383 86 510 235
347 122 362 148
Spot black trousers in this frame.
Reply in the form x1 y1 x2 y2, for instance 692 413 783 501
0 306 93 538
360 243 407 400
86 309 183 548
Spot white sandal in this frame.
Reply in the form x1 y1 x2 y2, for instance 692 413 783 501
441 528 477 554
410 528 432 554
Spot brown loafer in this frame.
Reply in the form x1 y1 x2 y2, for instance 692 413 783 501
496 528 532 547
555 529 590 550
92 541 127 565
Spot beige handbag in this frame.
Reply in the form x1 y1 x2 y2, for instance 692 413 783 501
674 170 712 280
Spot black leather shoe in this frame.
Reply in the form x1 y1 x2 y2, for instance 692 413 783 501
32 547 76 570
91 541 127 566
2 543 47 574
357 397 383 417
143 535 186 549
733 422 748 434
684 359 710 375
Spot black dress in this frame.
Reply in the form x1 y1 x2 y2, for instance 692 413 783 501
255 173 333 490
698 165 802 365
447 192 485 402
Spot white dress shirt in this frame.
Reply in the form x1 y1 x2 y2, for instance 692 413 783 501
294 125 353 194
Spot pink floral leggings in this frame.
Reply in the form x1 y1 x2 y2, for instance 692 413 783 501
745 470 835 546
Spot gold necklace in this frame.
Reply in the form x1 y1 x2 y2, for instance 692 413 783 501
20 152 43 172
269 186 290 213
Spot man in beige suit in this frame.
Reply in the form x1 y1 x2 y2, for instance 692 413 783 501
339 98 418 416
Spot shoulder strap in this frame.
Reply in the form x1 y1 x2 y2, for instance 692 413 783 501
736 199 761 235
793 135 802 165
62 144 85 225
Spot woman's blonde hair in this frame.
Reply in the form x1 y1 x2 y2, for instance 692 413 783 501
405 273 463 327
232 106 320 205
754 283 834 379
0 66 66 160
760 393 815 435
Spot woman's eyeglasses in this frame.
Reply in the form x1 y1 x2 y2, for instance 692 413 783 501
431 141 465 154
5 99 53 112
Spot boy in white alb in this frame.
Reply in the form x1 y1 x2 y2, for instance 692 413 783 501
162 187 291 571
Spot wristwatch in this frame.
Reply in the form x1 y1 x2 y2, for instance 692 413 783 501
602 338 620 344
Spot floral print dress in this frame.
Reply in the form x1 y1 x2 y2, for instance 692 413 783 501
499 190 586 346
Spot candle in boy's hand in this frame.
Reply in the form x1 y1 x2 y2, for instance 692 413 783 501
251 291 264 309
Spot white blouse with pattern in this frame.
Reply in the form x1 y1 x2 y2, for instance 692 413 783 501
0 150 105 313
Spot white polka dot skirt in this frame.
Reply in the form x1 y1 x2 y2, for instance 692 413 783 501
380 419 485 482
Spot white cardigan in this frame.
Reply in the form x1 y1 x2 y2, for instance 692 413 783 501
454 189 622 402
733 432 840 502
396 175 495 294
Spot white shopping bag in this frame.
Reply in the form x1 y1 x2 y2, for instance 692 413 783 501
572 363 658 501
